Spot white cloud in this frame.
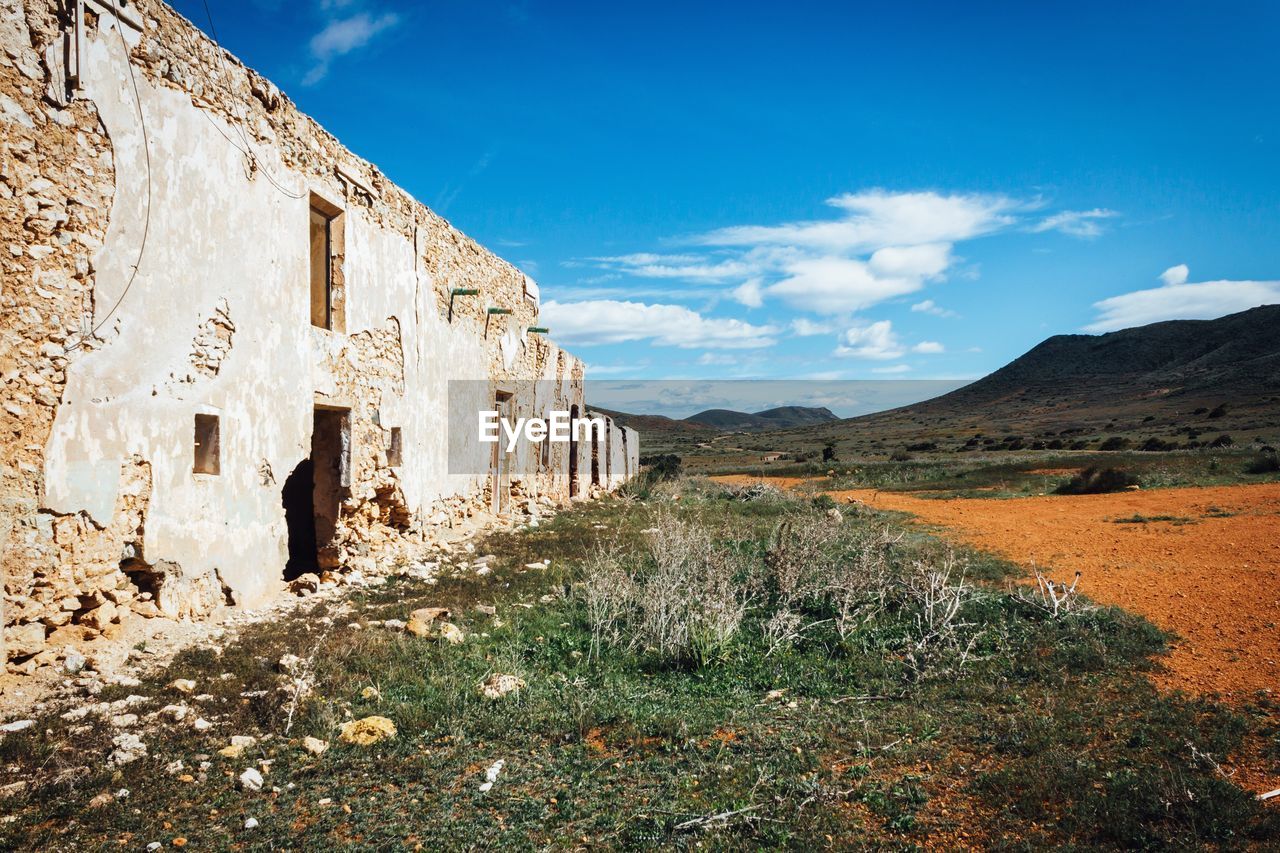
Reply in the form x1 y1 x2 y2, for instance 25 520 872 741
590 253 704 266
1084 265 1280 332
833 320 904 360
912 341 945 354
768 256 923 314
567 189 1111 325
872 364 912 374
1031 208 1119 238
304 11 400 85
910 299 958 318
699 190 1021 253
789 318 836 336
541 300 778 349
1160 263 1189 286
732 279 764 308
686 192 1020 316
867 243 952 279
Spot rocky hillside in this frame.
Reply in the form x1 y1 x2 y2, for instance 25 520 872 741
758 306 1280 457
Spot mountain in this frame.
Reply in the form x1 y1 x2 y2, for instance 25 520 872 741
685 406 839 432
775 305 1280 455
931 304 1280 409
589 408 717 436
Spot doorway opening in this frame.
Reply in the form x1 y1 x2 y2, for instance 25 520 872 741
568 403 580 497
591 425 601 488
283 407 350 581
490 392 513 514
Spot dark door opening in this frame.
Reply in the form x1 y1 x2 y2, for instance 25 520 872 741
282 407 349 581
282 459 316 580
568 403 580 497
591 426 601 487
490 392 512 514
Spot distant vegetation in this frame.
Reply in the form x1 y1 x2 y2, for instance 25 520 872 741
1054 466 1142 495
1245 451 1280 475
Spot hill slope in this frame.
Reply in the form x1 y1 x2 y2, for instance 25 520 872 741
776 305 1280 455
685 406 838 432
934 304 1280 409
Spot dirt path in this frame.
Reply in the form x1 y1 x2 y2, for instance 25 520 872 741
714 476 1280 702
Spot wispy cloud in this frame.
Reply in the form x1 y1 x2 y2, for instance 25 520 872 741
789 318 836 336
831 319 942 360
304 9 401 85
1085 264 1280 332
570 191 1046 321
833 320 904 360
541 299 779 349
1031 208 1119 238
911 299 959 318
437 145 498 213
698 190 1023 253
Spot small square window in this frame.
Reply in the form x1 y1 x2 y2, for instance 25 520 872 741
386 426 402 467
194 414 220 475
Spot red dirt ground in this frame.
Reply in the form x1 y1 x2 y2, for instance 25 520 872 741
714 476 1280 703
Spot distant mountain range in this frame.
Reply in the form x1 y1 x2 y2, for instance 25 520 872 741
592 405 838 434
799 304 1280 453
596 305 1280 456
685 406 839 431
925 304 1280 411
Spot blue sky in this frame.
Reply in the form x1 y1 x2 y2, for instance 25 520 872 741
177 0 1280 383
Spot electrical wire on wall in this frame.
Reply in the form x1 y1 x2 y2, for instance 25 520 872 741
198 0 305 200
66 0 152 353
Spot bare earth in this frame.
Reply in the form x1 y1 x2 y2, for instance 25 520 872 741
715 476 1280 702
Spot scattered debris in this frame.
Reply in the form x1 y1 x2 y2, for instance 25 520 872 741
478 758 505 792
218 735 258 759
479 673 526 700
405 607 450 637
277 654 305 675
0 719 35 733
301 736 329 755
239 767 264 792
169 678 197 694
338 716 397 746
108 733 147 766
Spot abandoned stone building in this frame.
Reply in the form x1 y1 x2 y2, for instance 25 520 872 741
0 0 638 673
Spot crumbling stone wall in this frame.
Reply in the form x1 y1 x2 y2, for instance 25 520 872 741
1 0 118 668
0 0 628 675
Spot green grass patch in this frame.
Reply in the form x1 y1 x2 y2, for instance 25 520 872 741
1 485 1276 849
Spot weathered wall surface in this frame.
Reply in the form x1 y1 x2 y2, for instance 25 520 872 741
0 0 632 674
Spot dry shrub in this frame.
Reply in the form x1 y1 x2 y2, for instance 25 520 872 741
899 552 980 677
765 516 900 640
583 511 752 664
583 498 984 677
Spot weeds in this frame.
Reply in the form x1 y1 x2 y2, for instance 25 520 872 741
2 480 1276 850
1017 568 1089 618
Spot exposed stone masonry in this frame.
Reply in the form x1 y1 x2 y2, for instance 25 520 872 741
1 0 638 680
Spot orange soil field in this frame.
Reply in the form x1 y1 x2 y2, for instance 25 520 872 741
714 476 1280 702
